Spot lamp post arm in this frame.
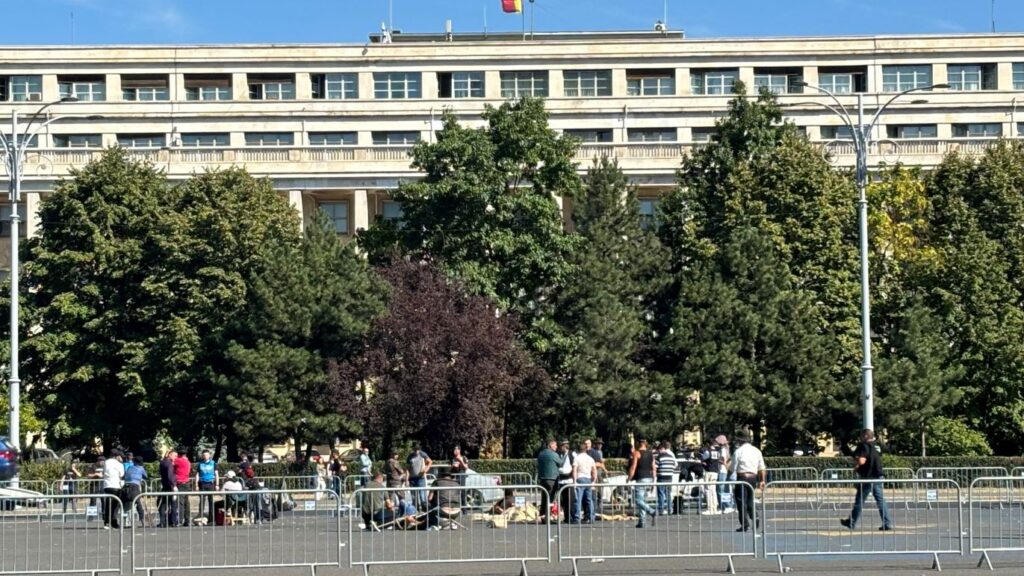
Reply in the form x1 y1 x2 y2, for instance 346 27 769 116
866 85 942 133
798 83 854 124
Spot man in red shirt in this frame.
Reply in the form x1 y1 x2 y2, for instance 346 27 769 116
173 448 192 526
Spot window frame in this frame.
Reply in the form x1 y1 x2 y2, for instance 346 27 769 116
308 132 358 146
563 70 613 97
627 128 678 143
371 131 421 146
691 69 739 96
53 134 102 148
312 73 359 100
7 75 43 102
886 124 938 139
626 70 675 96
244 132 295 147
951 123 1002 138
180 133 231 148
116 134 166 148
881 65 933 92
499 71 549 99
373 72 422 100
638 198 660 230
58 78 106 102
563 129 614 143
319 201 350 235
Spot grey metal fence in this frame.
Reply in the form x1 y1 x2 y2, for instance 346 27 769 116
0 493 123 575
349 483 550 576
130 488 341 575
0 480 52 495
1010 467 1024 478
763 479 963 573
969 476 1024 570
557 480 756 575
763 467 819 509
817 468 917 510
916 467 1009 504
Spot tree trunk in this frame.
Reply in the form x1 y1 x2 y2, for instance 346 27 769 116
226 427 239 463
921 429 927 458
213 432 224 462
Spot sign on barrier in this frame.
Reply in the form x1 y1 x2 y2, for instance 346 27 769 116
763 479 963 573
969 476 1024 570
0 493 123 575
130 488 341 575
349 483 550 576
557 480 757 575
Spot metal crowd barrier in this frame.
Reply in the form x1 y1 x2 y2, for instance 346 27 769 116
763 478 963 573
0 493 123 575
349 483 550 576
764 467 819 509
969 476 1024 570
130 488 341 575
916 467 1009 504
817 468 916 509
0 480 52 494
1011 467 1024 478
557 480 756 575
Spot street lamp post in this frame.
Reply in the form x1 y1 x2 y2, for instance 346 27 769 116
792 82 948 432
1 98 77 472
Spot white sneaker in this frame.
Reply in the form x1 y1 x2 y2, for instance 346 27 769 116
723 508 736 514
701 510 721 516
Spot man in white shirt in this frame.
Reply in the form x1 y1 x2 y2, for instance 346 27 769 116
101 449 125 529
729 433 766 532
572 441 598 524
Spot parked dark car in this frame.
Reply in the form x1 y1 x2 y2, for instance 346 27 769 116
0 437 19 481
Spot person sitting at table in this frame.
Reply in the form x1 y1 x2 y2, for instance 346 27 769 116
427 471 462 528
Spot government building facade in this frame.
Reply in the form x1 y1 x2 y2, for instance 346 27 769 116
1 29 1022 271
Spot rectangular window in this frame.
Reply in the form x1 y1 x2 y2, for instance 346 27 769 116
382 201 403 226
638 198 659 230
319 201 349 234
0 205 27 238
500 71 549 98
886 124 938 139
1 134 38 148
181 133 230 147
309 132 357 146
117 134 166 148
947 64 997 91
753 68 803 95
244 132 294 146
58 76 106 101
121 75 169 101
818 66 868 93
882 65 933 92
248 74 296 100
1015 64 1024 90
372 131 420 146
373 72 422 100
627 69 675 96
952 123 1002 138
564 129 613 143
563 70 613 97
628 128 677 143
690 127 716 142
185 74 232 101
53 134 102 148
821 125 854 140
311 73 358 100
691 69 739 95
437 71 485 98
6 75 42 102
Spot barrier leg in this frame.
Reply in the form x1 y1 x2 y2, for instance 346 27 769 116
932 552 942 572
977 551 993 571
363 564 370 576
571 558 579 576
726 554 736 574
519 558 529 576
777 554 785 574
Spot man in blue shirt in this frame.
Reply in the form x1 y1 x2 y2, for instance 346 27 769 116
195 450 219 524
123 455 148 526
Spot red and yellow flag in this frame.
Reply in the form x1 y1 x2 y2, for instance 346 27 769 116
502 0 523 14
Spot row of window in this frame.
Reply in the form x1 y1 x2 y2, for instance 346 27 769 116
9 122 1016 150
4 62 1024 103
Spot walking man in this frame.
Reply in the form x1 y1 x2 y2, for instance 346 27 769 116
730 433 766 532
123 455 148 525
536 439 562 522
157 449 178 527
406 443 433 511
656 441 678 515
841 429 893 531
173 448 192 526
572 440 597 524
196 450 219 524
101 449 124 529
628 438 656 528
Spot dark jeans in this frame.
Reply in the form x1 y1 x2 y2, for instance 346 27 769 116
850 480 893 529
157 487 179 527
176 482 192 525
559 477 575 523
409 476 427 509
102 487 122 528
539 479 557 518
734 475 756 529
198 481 216 522
123 484 144 523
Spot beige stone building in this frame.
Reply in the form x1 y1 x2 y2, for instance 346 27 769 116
1 30 1022 271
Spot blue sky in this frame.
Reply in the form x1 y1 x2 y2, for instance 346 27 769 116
4 0 1021 44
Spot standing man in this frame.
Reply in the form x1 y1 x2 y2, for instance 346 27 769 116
557 440 575 524
536 439 561 522
627 438 656 528
173 448 192 526
101 449 125 530
450 445 470 507
328 451 347 499
656 441 678 516
841 429 893 531
195 450 219 525
406 443 433 511
572 440 597 524
730 433 766 532
123 455 148 526
385 449 406 509
714 434 735 513
358 445 373 486
585 439 606 517
157 449 178 527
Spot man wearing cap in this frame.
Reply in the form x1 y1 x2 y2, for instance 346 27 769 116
729 433 766 532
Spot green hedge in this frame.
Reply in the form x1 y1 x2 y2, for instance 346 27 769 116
19 460 317 485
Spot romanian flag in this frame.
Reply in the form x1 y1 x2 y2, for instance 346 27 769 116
502 0 522 14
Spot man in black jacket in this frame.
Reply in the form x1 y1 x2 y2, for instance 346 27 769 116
157 449 179 527
840 429 893 531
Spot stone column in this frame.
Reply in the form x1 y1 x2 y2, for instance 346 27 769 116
24 192 41 238
105 74 122 102
352 189 370 232
288 190 306 232
232 73 249 100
